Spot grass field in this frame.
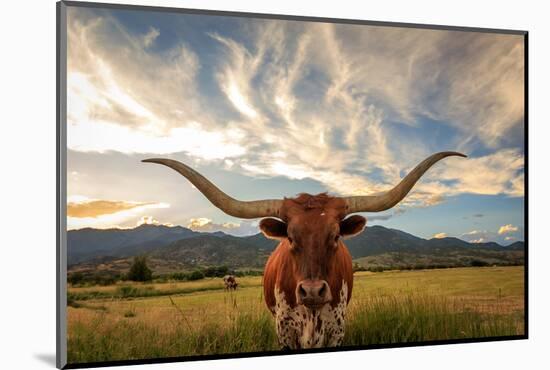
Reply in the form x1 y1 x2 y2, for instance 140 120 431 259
67 266 525 364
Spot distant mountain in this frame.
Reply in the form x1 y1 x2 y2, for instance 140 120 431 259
67 224 199 264
345 226 524 258
67 224 525 274
148 234 270 268
344 226 426 257
504 241 525 251
346 227 524 270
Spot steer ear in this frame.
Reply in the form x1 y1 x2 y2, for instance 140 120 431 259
340 215 366 238
259 218 288 240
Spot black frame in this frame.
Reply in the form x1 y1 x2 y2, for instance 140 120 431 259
56 1 529 368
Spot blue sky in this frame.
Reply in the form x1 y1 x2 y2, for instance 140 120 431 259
66 6 525 245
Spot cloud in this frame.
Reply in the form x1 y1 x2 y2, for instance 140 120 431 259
67 12 202 131
498 224 519 235
201 20 524 205
431 148 524 198
67 119 246 159
432 232 448 239
463 230 482 235
187 217 259 236
461 226 523 245
68 199 155 218
463 213 485 220
67 9 524 214
67 196 169 229
461 230 492 244
142 27 160 48
67 9 245 160
136 215 173 227
187 217 215 230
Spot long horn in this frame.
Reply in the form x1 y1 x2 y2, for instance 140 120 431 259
344 151 466 214
142 158 283 219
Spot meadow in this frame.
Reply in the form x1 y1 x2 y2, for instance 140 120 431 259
67 266 525 364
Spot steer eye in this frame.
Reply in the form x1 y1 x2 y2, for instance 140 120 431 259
288 237 293 244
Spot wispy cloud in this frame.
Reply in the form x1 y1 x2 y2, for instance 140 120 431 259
432 232 448 239
67 13 202 131
142 26 159 48
67 10 245 160
66 8 524 223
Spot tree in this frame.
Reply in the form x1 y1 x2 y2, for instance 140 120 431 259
127 255 153 282
187 270 205 281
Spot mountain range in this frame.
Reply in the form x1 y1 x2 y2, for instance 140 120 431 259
67 224 524 274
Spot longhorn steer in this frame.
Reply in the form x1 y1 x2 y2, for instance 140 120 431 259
142 152 465 349
223 274 238 290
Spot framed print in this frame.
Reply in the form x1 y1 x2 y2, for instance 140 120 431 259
57 1 527 368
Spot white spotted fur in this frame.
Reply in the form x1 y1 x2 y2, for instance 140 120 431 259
272 281 348 349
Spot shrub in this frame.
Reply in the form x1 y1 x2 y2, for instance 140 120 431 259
470 259 490 267
127 256 153 282
187 270 205 281
203 266 229 277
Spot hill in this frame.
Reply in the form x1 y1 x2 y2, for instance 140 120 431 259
67 224 198 264
148 234 271 268
67 224 524 275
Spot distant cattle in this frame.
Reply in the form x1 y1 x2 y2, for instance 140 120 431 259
143 152 465 349
223 275 238 291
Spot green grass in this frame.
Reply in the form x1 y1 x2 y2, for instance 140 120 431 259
67 266 524 364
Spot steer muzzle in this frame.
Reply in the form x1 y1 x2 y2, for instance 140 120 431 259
296 279 332 308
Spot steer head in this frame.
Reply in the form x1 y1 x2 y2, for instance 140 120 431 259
259 195 365 309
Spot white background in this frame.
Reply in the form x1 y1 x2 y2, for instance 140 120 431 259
1 0 548 369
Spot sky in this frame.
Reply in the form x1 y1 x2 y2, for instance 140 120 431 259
66 5 525 245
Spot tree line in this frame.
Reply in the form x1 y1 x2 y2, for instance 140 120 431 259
68 255 263 286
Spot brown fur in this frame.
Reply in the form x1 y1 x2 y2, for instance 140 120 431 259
263 193 356 312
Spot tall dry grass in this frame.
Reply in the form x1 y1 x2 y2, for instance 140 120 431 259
67 267 525 364
67 292 523 363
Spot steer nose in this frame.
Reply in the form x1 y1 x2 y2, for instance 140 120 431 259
296 279 331 308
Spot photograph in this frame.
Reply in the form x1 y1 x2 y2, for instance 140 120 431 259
61 1 525 366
